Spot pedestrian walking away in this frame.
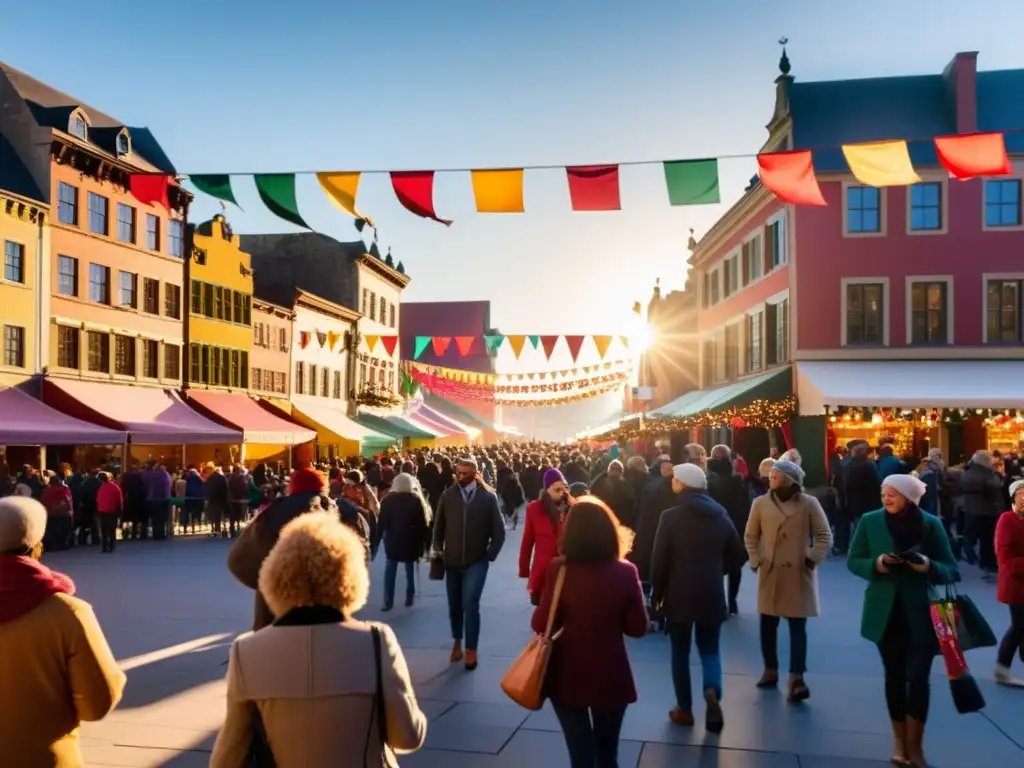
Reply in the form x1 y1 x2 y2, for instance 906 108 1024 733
994 478 1024 688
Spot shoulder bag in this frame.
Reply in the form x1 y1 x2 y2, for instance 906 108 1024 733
365 626 391 768
500 565 566 710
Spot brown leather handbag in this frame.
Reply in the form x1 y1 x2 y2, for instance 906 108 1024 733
500 565 566 710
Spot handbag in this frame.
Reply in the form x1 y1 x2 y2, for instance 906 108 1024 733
930 598 986 714
428 553 445 581
500 565 566 711
246 701 275 767
364 626 391 768
932 583 997 651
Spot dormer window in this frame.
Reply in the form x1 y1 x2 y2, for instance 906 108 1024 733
69 110 89 140
116 130 131 156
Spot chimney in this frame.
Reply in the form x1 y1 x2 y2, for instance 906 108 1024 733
942 51 978 134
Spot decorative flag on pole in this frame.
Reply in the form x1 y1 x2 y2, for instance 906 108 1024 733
565 165 621 211
527 335 540 350
431 336 452 357
540 335 560 360
390 171 452 226
592 335 613 360
317 172 373 227
365 335 379 353
483 334 505 353
664 159 721 205
454 336 476 356
507 335 527 359
934 132 1012 180
254 174 309 228
471 169 525 213
380 336 399 357
564 335 586 363
757 151 827 206
189 175 238 207
129 175 171 209
841 141 921 187
414 336 431 360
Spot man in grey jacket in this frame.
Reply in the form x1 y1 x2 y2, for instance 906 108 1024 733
432 456 506 671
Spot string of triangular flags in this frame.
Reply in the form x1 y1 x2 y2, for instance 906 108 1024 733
410 364 629 405
127 132 1016 227
412 334 628 362
296 331 400 357
411 359 630 386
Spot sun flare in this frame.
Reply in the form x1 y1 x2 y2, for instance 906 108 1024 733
631 325 655 353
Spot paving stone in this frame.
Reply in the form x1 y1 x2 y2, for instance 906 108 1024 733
492 729 643 768
636 743 798 768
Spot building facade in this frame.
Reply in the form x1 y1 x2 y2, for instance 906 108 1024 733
250 298 293 398
187 215 252 391
355 249 408 396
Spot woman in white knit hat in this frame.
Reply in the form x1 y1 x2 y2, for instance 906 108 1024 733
994 478 1024 688
847 473 959 768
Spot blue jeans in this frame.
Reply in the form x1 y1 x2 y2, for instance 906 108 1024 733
552 704 626 768
445 560 489 650
384 560 415 607
668 621 722 710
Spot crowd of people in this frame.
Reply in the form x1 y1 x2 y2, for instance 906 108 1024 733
1 436 1023 768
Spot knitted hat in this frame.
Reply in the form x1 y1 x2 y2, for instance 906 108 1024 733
543 468 566 489
882 474 927 506
771 459 805 486
0 496 47 552
1010 478 1024 501
672 463 707 491
288 468 325 495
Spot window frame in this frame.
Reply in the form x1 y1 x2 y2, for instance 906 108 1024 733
982 178 1023 231
87 192 108 235
3 240 25 284
118 270 137 309
165 343 181 381
164 283 181 320
905 275 954 346
114 334 136 377
86 331 109 373
57 255 78 297
142 278 160 315
842 182 885 237
840 277 890 347
145 213 161 251
57 325 80 369
906 179 947 235
746 310 763 373
982 272 1024 344
88 263 110 305
57 182 78 226
116 203 136 243
168 219 184 258
2 325 25 368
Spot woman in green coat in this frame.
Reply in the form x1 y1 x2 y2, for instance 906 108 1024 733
847 473 959 768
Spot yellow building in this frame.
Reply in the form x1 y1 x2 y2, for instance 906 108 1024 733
187 215 253 390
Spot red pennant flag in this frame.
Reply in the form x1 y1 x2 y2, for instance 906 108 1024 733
934 132 1012 180
757 151 826 206
454 336 475 356
130 174 172 209
380 336 398 357
566 165 621 211
431 336 451 356
390 171 452 226
540 335 560 360
565 335 585 362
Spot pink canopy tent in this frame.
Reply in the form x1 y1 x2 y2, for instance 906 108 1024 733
0 386 126 445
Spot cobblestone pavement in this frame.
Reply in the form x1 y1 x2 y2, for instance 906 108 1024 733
43 526 1024 767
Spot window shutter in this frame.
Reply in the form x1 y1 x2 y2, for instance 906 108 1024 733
765 303 778 364
741 243 750 286
764 224 775 273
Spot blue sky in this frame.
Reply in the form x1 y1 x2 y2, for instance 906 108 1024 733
2 0 1021 435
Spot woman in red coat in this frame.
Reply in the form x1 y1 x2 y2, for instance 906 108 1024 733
519 468 572 605
995 478 1024 687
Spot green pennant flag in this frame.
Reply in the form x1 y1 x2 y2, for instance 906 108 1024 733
254 174 309 229
414 336 431 360
189 175 239 207
528 335 540 350
483 334 505 353
663 159 720 206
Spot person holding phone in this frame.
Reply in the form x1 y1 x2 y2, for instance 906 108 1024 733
847 474 960 768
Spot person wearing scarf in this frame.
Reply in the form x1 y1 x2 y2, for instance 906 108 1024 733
519 468 574 605
847 473 959 767
994 478 1024 688
0 496 125 766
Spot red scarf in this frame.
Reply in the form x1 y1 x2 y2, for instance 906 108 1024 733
0 556 76 623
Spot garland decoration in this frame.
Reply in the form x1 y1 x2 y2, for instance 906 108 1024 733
353 385 403 408
601 396 798 442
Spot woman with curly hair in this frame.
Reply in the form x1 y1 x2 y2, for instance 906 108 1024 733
211 509 427 767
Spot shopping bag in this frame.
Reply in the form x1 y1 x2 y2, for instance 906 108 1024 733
501 566 566 710
932 585 997 651
930 601 985 714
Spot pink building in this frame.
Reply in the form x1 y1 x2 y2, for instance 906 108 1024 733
672 50 1024 484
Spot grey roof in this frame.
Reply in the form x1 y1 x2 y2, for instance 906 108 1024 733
0 133 44 202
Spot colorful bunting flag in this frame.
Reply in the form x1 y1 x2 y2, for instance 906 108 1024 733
620 336 629 349
540 335 559 360
592 335 613 360
484 334 505 353
129 174 171 209
317 172 373 227
365 335 379 353
454 336 475 356
934 132 1012 181
254 174 309 228
528 335 540 350
316 331 327 347
390 171 452 226
326 331 340 349
507 335 527 359
431 336 452 356
664 159 720 206
380 336 399 357
841 141 920 187
299 331 311 349
757 151 826 206
471 169 524 213
189 175 238 207
565 335 585 362
566 165 621 211
414 336 431 360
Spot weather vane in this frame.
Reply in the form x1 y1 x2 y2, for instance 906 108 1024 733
779 36 788 46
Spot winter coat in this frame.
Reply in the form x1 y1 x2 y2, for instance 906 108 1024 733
847 509 959 646
42 484 73 517
521 466 543 504
961 462 1003 519
519 498 565 597
995 510 1024 605
0 557 125 767
843 456 881 519
184 470 205 500
338 499 372 558
744 491 832 618
96 482 123 515
205 471 229 512
650 491 747 625
705 459 750 538
876 453 905 482
418 462 444 511
629 478 678 581
589 473 635 529
378 492 430 563
431 484 506 569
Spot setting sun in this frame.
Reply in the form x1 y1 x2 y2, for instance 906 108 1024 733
631 324 655 353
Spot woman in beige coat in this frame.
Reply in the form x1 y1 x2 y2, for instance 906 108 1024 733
210 507 427 767
744 459 832 702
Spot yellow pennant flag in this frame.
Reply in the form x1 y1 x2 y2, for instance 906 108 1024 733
365 335 379 353
592 335 612 360
841 141 921 187
507 335 527 358
471 169 525 213
317 172 374 226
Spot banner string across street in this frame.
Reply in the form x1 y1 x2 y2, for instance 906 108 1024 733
128 131 1018 230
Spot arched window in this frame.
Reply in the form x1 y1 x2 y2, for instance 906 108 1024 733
116 129 131 156
69 109 90 140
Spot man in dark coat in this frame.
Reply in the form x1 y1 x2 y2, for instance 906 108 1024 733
418 454 445 512
590 460 635 529
839 440 880 554
705 445 750 615
204 466 229 538
961 450 1004 574
651 463 746 732
520 456 543 503
630 456 678 582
